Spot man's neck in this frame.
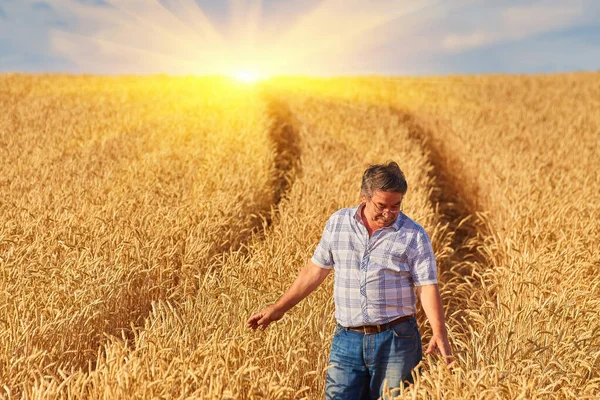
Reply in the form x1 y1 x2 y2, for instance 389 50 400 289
360 206 376 237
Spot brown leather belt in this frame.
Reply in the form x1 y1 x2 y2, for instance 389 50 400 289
346 315 414 334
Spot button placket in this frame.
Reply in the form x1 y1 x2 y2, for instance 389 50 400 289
360 231 378 324
360 246 369 323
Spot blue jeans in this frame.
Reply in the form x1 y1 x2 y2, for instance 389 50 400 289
325 316 422 400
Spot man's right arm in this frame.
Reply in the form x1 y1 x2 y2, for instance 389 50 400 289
246 260 331 330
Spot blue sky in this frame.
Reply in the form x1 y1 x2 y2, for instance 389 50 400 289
1 0 599 76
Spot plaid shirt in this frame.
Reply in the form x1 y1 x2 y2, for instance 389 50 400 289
311 203 437 327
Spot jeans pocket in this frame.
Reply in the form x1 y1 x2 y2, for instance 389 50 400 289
333 324 345 338
391 320 416 339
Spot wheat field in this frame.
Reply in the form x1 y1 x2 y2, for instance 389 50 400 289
0 73 599 399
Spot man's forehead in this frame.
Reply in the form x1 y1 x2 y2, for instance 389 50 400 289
371 190 403 202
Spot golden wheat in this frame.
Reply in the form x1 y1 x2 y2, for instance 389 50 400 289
0 73 598 399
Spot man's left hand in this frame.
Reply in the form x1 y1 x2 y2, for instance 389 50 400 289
425 333 453 365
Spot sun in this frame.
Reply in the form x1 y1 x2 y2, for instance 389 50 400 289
229 69 266 84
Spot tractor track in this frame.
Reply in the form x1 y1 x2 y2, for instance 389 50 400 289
391 107 496 329
264 95 303 223
106 94 303 357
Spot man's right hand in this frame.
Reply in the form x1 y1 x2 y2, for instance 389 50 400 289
246 260 331 331
246 305 285 330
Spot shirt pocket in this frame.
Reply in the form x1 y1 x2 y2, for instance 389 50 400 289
386 245 411 274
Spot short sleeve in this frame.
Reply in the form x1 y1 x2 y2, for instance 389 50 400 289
408 228 437 286
311 217 334 269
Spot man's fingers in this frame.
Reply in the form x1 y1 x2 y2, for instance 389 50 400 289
246 313 264 329
248 307 280 330
425 338 436 354
257 315 271 329
426 337 454 366
440 344 452 357
246 313 259 325
440 343 454 365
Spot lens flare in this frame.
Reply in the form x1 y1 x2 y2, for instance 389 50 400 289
230 70 265 83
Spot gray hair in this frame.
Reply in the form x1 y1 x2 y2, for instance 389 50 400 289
360 161 407 197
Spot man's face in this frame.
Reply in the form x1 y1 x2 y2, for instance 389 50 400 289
361 190 403 228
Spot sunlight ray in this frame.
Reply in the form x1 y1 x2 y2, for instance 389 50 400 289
272 0 437 60
51 29 220 73
227 0 246 43
241 0 262 51
267 0 480 73
48 0 212 61
101 0 220 54
46 0 480 76
175 0 226 45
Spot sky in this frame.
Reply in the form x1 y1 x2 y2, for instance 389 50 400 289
1 0 599 76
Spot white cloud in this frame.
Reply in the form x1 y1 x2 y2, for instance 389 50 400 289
500 4 584 40
443 32 489 52
440 2 596 53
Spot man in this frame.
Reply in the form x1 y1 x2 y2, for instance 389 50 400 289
247 161 452 399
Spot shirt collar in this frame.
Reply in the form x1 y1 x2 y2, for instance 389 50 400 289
353 203 365 224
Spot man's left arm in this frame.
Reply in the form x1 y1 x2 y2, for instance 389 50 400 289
415 284 453 364
409 228 453 365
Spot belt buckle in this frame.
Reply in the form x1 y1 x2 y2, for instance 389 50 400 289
362 324 383 334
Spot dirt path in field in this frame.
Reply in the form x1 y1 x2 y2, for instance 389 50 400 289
194 96 303 260
391 108 496 329
141 96 300 291
264 97 303 223
59 94 303 375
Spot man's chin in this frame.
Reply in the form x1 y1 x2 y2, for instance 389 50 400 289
375 218 394 227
